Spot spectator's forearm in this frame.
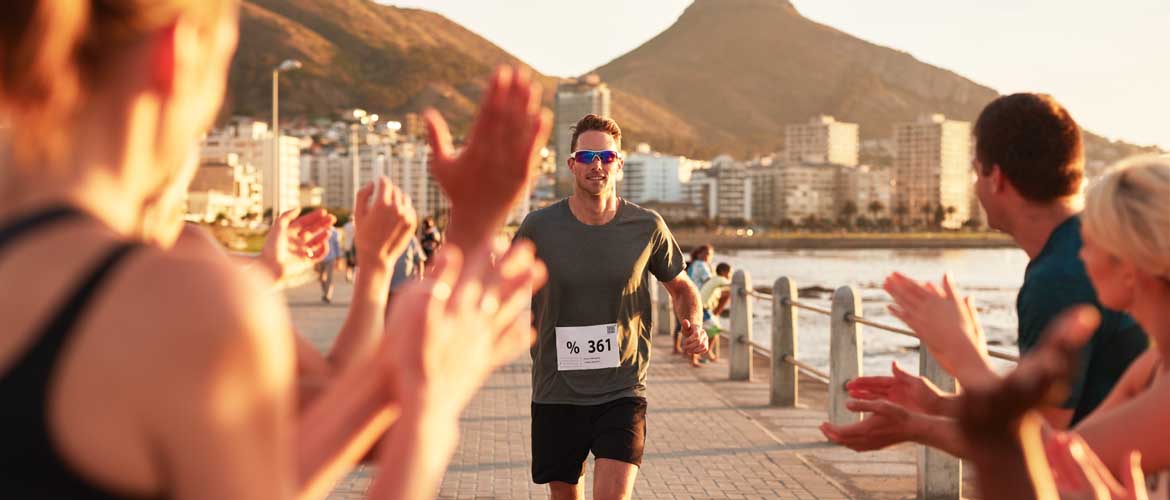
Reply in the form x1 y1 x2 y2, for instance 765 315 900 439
327 261 392 370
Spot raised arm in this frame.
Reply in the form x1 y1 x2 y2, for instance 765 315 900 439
425 65 552 255
325 177 418 372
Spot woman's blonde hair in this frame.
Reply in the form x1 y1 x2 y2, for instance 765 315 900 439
1082 154 1170 280
0 0 233 167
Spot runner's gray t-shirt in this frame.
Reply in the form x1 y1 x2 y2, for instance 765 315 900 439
515 199 685 405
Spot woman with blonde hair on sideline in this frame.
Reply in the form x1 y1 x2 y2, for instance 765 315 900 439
823 155 1170 499
0 1 551 499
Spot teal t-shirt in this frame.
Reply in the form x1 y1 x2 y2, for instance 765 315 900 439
1017 216 1148 425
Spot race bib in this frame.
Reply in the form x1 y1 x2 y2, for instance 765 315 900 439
555 323 620 371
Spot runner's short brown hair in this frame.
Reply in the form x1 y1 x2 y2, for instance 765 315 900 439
570 114 622 151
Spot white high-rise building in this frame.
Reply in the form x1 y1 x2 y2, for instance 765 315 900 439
893 114 972 228
785 115 859 167
387 140 433 216
842 164 893 221
303 143 401 211
684 157 756 222
748 163 839 224
200 117 301 216
621 148 699 204
685 169 719 220
554 74 611 197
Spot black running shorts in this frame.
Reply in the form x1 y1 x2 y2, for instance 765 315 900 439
530 397 647 485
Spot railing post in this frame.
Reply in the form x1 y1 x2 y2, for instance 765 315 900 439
728 270 753 381
655 281 674 337
829 286 862 425
918 350 962 500
771 277 798 406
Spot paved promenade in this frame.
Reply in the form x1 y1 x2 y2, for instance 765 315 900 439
287 278 928 500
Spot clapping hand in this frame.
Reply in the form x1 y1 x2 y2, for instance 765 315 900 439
382 240 548 420
1046 434 1148 500
819 399 931 451
424 65 553 250
353 177 417 270
884 273 993 384
954 306 1101 500
847 361 958 417
259 208 335 284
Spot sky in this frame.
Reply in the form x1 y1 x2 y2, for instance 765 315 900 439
382 0 1170 149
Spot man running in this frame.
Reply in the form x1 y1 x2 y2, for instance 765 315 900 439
515 114 708 500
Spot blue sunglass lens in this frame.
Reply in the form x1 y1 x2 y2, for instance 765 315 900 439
574 151 618 163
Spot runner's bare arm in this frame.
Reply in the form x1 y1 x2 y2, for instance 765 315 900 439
662 273 708 355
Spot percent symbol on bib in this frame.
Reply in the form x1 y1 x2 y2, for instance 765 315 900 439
566 341 580 354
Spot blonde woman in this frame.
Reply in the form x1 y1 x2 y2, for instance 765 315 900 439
0 2 550 500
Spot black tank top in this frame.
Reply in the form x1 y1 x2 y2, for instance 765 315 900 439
0 207 160 499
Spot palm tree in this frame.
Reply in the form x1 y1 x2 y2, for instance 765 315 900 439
920 202 933 229
867 200 884 220
839 201 859 230
893 203 909 230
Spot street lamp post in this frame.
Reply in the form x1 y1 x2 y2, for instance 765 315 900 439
271 59 302 219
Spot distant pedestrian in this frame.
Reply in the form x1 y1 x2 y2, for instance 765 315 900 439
697 262 733 366
387 236 426 304
317 229 342 303
342 218 357 281
687 244 714 289
420 217 442 262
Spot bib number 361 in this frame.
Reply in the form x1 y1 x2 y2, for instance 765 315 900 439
555 323 620 371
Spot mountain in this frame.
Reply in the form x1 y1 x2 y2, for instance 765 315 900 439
226 0 559 135
594 0 1160 162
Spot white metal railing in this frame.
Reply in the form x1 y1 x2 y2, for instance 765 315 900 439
656 270 1021 500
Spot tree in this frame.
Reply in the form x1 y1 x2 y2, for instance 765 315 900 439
893 203 909 230
933 205 946 229
839 201 859 230
867 200 884 220
920 202 934 229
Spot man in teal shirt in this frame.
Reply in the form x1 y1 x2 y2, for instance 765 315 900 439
975 94 1146 427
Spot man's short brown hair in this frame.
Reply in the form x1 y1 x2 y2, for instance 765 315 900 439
973 93 1084 202
570 114 621 152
